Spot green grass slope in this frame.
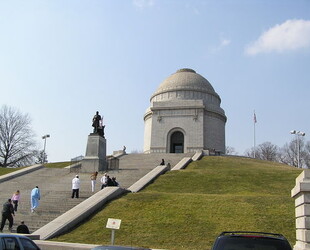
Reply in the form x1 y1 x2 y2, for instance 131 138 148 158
0 167 24 175
53 156 302 250
44 161 72 168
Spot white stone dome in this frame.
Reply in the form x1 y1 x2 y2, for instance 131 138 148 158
144 68 226 154
151 68 217 99
150 69 223 115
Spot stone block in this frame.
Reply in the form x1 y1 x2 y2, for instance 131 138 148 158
296 217 310 229
81 134 107 173
294 241 310 250
80 158 106 173
296 229 310 242
296 193 310 207
292 170 310 198
296 170 310 184
85 134 106 157
296 204 310 218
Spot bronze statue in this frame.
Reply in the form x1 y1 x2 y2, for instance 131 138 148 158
92 111 102 134
91 111 105 137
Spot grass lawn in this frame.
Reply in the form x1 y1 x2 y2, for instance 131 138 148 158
0 167 24 175
52 156 302 249
0 161 72 172
44 161 72 168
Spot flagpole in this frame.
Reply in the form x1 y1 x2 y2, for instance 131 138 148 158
253 111 256 158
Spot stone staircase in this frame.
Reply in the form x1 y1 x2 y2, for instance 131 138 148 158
106 153 194 187
0 168 94 233
0 153 193 234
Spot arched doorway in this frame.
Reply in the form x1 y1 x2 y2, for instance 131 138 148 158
170 131 184 153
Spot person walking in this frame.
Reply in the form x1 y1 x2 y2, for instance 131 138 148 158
16 221 30 234
72 175 80 198
11 190 21 212
30 186 40 213
0 199 15 233
90 171 98 192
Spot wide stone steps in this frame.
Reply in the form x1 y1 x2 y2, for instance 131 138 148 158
0 168 94 233
0 153 194 235
109 153 193 188
118 153 193 170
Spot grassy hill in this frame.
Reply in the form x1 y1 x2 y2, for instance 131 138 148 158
52 156 302 249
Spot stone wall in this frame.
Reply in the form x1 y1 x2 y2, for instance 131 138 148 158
292 170 310 250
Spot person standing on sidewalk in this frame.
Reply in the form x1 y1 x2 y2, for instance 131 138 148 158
72 175 80 198
0 199 15 232
90 171 98 192
30 186 40 213
100 173 108 189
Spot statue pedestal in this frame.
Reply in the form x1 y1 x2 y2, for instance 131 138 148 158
81 134 107 173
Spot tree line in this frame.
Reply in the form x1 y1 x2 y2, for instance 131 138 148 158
227 139 310 168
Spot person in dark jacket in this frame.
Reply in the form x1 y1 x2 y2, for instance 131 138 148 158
16 221 30 234
106 175 114 186
0 199 15 232
111 177 119 186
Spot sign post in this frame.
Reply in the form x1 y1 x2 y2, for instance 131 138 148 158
106 218 121 245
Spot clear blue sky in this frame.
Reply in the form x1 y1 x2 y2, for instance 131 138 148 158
1 0 309 162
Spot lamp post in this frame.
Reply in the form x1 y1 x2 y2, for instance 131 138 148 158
290 130 306 168
42 134 50 164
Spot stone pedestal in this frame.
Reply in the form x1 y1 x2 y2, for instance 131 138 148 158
291 170 310 250
81 134 107 173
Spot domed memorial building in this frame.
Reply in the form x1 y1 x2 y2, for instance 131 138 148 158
143 68 227 154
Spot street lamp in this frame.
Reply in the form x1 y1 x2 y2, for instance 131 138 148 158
42 134 50 164
290 130 306 168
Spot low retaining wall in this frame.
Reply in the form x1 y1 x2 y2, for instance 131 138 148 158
171 157 192 171
192 151 203 161
0 164 43 183
170 151 203 171
127 165 170 193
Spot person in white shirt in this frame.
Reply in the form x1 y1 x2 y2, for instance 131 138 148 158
100 173 108 189
71 175 80 198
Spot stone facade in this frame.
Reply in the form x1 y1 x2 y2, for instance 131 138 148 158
292 170 310 250
143 68 226 154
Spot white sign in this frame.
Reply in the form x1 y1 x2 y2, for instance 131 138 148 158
106 218 121 230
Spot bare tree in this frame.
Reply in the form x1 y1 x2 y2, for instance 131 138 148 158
226 146 238 155
242 139 310 168
245 147 260 158
245 142 279 162
258 142 279 161
279 138 307 168
305 141 310 169
34 150 48 164
0 105 37 167
278 143 294 166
